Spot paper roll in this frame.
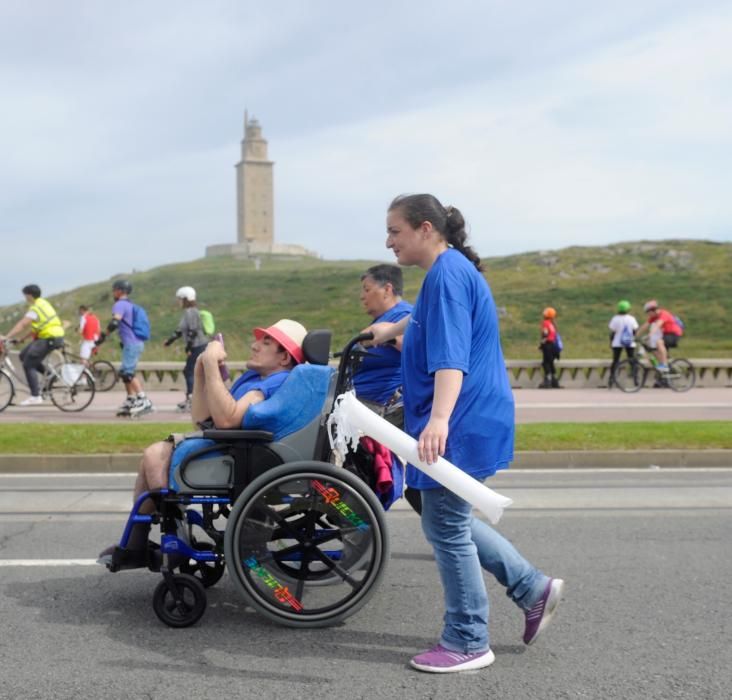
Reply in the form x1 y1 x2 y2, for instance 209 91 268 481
328 392 513 524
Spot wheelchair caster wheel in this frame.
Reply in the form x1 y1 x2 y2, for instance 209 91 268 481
152 573 207 628
178 543 226 588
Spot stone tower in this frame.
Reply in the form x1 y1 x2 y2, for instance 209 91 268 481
236 113 274 253
205 112 317 260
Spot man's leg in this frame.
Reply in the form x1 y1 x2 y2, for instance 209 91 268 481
20 339 49 397
656 338 668 366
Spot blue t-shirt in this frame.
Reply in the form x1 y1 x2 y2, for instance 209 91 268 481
112 299 139 347
230 369 290 426
402 248 514 489
353 300 413 404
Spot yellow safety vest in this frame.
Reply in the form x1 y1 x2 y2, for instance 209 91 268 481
29 298 65 339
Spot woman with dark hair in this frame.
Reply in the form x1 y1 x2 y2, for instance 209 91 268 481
368 194 564 673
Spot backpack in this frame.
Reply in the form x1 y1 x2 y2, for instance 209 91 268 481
619 324 635 348
122 303 151 341
674 315 685 333
555 332 564 353
199 309 215 336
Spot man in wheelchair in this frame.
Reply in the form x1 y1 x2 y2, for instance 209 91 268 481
97 318 308 567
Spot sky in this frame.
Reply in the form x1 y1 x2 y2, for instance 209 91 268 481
1 0 730 305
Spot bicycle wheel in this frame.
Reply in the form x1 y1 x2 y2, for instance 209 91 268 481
90 360 118 392
0 369 14 412
612 359 646 393
48 368 96 412
667 359 696 392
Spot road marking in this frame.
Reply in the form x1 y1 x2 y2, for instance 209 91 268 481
0 559 98 567
516 402 732 408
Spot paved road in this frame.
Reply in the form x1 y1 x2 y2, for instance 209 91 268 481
2 387 730 424
1 469 731 699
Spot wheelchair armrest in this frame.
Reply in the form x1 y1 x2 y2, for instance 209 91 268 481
201 429 274 442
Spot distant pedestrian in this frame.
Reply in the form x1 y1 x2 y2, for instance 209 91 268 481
164 286 210 412
539 307 561 388
96 280 154 417
78 305 101 364
608 300 638 387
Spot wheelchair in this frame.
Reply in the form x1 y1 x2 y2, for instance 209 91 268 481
105 331 390 629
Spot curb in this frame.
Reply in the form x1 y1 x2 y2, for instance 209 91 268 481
0 450 730 473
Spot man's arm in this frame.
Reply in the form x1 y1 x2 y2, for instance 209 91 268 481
2 316 32 341
200 348 263 428
190 352 208 424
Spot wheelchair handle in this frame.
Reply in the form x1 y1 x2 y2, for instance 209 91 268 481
333 332 375 398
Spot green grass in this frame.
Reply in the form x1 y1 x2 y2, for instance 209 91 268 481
0 421 729 454
515 421 732 451
1 239 731 360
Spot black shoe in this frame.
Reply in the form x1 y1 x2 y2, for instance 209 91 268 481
99 543 162 572
551 379 561 389
538 380 551 389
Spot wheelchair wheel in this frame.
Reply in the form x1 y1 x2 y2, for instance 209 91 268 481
613 359 646 393
224 461 389 628
48 369 96 411
0 370 14 412
667 359 695 392
90 360 117 392
152 573 207 628
178 542 226 588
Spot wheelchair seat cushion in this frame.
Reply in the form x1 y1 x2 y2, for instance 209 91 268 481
168 437 224 490
243 364 334 441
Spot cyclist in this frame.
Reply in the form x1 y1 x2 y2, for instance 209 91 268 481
96 280 154 417
163 286 210 412
0 284 65 405
608 300 639 386
636 300 683 371
539 307 561 388
78 305 101 365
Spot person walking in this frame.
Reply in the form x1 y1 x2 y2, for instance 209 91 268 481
368 194 564 673
96 280 154 417
539 307 561 388
78 305 101 365
608 300 639 387
0 284 65 405
163 286 210 412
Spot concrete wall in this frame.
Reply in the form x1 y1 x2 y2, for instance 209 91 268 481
94 359 732 390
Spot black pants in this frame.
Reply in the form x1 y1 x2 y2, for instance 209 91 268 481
610 346 635 379
541 343 558 379
184 344 207 396
20 338 64 396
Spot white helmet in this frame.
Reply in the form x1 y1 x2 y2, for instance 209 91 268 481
175 286 196 301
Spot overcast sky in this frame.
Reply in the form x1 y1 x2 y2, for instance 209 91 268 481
1 0 730 305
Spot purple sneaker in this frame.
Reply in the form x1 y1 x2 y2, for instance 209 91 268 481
410 644 496 673
523 577 565 645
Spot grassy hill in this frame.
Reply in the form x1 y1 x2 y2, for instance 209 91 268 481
1 239 730 361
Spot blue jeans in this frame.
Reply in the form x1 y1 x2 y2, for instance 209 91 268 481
120 342 144 376
421 486 549 653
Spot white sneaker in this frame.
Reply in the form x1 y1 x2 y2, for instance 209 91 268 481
19 395 44 406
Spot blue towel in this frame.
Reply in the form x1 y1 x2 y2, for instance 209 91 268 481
244 364 334 441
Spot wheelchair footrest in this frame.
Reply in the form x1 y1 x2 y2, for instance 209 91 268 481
108 542 162 573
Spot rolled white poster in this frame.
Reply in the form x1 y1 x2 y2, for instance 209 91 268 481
328 392 513 524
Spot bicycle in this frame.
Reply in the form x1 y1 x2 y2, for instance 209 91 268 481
0 339 96 412
612 342 695 393
63 346 118 392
